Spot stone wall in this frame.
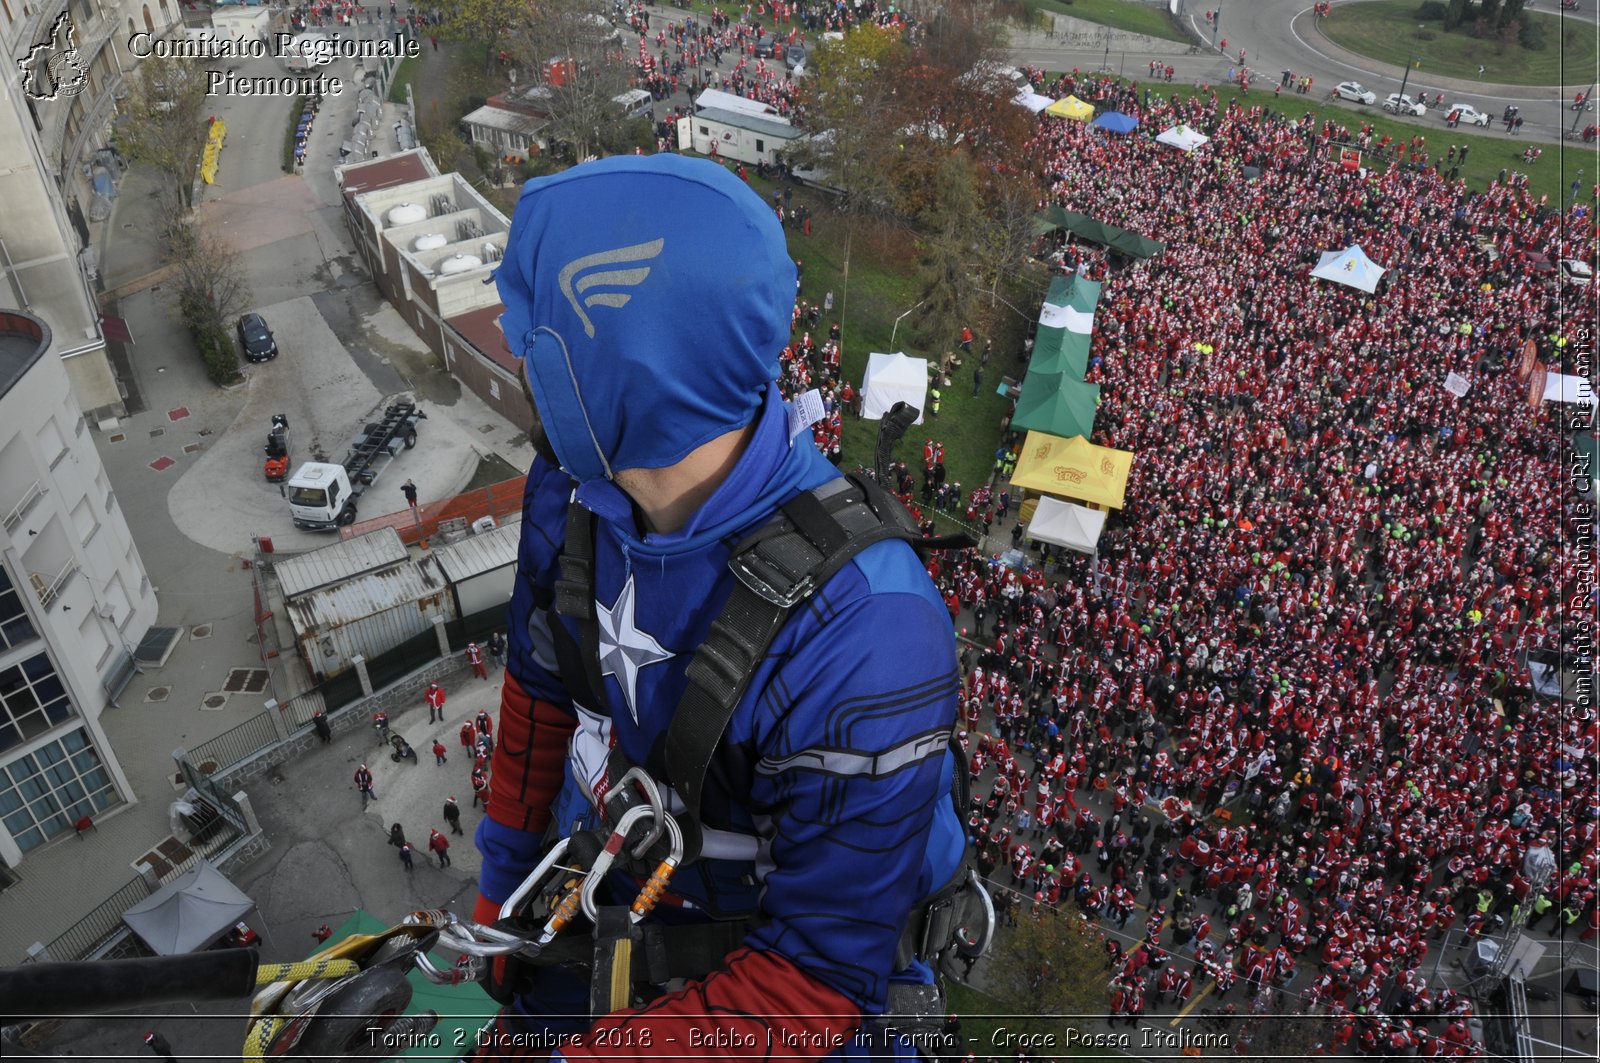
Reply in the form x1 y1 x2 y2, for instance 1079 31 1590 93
1007 10 1199 56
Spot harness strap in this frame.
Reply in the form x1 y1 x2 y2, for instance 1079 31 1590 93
553 502 609 713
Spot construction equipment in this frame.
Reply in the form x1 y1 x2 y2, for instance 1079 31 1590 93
286 401 426 531
263 414 290 482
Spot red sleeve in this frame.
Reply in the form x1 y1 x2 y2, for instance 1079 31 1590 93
560 948 862 1061
486 674 576 837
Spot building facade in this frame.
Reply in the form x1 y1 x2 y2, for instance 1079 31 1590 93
2 0 183 421
0 308 155 874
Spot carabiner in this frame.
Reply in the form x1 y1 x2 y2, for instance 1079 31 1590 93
579 805 685 923
610 766 665 859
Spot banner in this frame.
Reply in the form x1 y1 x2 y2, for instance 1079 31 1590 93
1443 371 1471 398
1528 360 1548 409
1515 338 1538 382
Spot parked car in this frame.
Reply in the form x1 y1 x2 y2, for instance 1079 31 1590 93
755 34 781 58
1445 103 1491 126
785 43 806 70
1383 93 1427 116
237 313 277 362
1335 81 1376 105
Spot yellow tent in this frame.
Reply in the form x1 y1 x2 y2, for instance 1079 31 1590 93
1009 431 1133 509
1044 95 1095 121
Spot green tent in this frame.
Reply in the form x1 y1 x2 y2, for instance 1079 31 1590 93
1030 275 1101 379
1036 207 1165 259
1011 374 1100 439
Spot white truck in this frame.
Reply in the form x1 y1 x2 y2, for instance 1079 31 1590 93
286 401 426 530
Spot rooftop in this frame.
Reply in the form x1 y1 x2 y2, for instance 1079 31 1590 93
446 304 517 374
336 149 439 200
0 309 51 401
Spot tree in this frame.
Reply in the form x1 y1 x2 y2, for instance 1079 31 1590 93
511 0 631 161
1443 0 1470 30
793 21 914 215
982 904 1114 1042
172 224 251 386
1497 0 1528 27
434 0 530 72
113 54 209 221
913 151 984 350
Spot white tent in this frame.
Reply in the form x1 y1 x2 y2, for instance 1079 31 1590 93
861 352 928 423
1155 124 1209 152
1013 89 1056 113
122 862 257 955
1542 372 1597 411
1024 496 1107 555
1310 245 1387 294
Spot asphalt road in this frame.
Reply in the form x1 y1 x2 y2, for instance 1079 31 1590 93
1008 1 1600 147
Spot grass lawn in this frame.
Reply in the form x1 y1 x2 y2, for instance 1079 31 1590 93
1135 77 1591 207
1025 0 1192 43
1319 0 1596 85
742 172 1030 501
388 56 418 104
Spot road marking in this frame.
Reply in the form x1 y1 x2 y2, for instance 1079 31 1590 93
1172 980 1214 1025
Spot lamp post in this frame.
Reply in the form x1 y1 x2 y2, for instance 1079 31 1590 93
889 299 925 351
1396 27 1424 105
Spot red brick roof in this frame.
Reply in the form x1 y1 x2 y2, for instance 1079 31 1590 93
447 303 517 373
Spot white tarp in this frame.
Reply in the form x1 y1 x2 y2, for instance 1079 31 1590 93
1024 495 1107 555
1543 372 1597 409
1155 124 1209 152
1013 89 1055 113
1311 245 1387 294
861 352 928 423
1039 302 1094 334
122 862 256 955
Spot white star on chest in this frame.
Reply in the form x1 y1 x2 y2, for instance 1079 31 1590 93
596 573 674 723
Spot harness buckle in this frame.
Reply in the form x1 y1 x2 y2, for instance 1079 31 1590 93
581 804 686 924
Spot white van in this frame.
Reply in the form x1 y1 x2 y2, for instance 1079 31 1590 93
612 89 653 120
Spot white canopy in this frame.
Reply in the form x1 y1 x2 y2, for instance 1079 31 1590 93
1543 372 1598 411
1155 124 1209 152
1311 245 1387 294
1024 496 1107 555
1013 89 1056 113
122 862 256 955
861 352 928 423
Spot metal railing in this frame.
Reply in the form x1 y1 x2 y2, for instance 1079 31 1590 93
37 875 151 962
3 479 43 531
184 711 279 775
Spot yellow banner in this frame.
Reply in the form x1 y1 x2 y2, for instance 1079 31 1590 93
1009 431 1133 509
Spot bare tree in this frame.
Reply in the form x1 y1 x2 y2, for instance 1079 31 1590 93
511 0 631 161
172 224 252 385
434 0 531 72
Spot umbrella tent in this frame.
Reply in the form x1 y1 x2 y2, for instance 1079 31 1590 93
1044 95 1094 121
1155 124 1209 152
122 862 257 955
1010 374 1100 440
860 351 928 422
1013 89 1056 113
1009 431 1134 510
1310 245 1387 294
1035 207 1165 259
1092 111 1139 134
1024 495 1108 555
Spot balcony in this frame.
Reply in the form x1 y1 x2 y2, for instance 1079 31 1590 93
3 480 46 533
29 560 78 610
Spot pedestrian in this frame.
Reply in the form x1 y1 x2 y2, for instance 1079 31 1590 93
402 479 418 508
428 828 451 867
972 364 984 397
425 682 446 724
143 1033 177 1063
399 841 415 873
429 33 437 50
474 709 493 740
354 763 375 808
312 709 331 744
389 822 407 848
432 738 448 766
466 641 487 680
443 795 463 835
459 719 476 752
470 767 488 808
487 630 507 671
311 924 333 944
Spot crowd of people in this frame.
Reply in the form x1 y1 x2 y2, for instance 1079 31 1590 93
697 40 1598 1052
884 70 1597 1056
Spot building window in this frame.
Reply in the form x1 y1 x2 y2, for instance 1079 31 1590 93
0 652 77 755
756 139 764 153
0 566 38 651
0 728 117 852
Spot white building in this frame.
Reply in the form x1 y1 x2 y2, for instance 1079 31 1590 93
0 308 156 873
678 97 803 168
1 0 185 421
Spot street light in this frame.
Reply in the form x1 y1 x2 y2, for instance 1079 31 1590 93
1397 34 1423 104
889 299 925 351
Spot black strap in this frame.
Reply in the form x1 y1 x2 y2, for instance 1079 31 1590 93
553 501 609 714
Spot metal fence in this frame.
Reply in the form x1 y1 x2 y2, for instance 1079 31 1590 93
185 711 279 775
279 670 365 730
40 875 151 961
364 627 443 692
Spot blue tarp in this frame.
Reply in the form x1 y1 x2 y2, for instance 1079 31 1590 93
91 168 116 198
1092 111 1138 134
